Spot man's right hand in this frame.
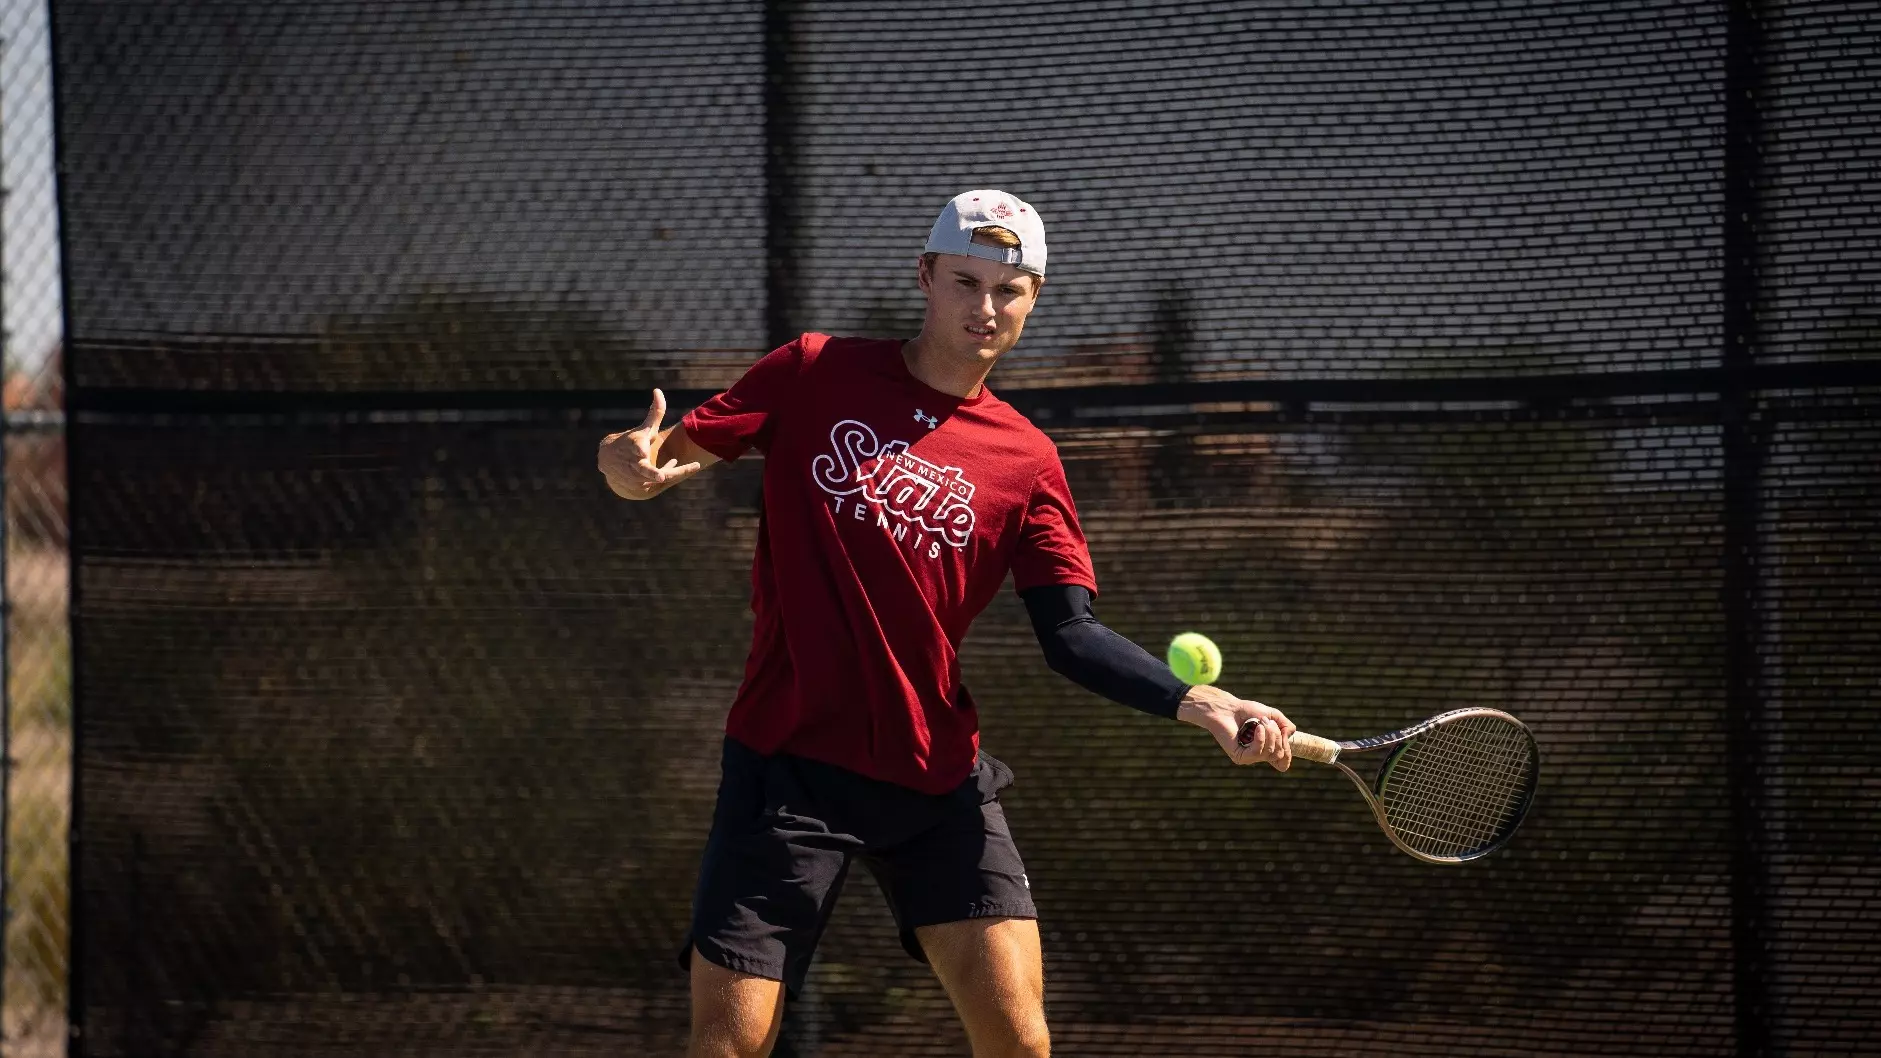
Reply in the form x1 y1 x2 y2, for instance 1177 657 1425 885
1175 684 1296 771
597 389 704 501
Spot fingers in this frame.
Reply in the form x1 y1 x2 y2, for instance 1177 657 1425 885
1234 715 1277 752
632 460 702 496
1231 717 1270 765
1258 718 1284 769
1234 718 1260 750
600 454 702 500
1230 713 1291 772
656 458 704 483
1265 708 1296 772
598 390 692 498
597 410 669 478
640 387 668 431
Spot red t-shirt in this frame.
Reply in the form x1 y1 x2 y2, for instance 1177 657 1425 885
680 333 1097 794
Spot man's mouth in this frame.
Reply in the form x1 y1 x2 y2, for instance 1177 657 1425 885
965 323 996 340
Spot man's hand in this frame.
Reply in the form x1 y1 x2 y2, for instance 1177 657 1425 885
1175 684 1297 771
598 389 703 501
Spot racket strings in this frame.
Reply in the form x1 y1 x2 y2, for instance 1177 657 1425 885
1389 728 1531 851
1383 721 1532 853
1377 715 1537 858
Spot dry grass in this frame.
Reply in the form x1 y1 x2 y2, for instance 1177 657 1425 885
6 541 69 1058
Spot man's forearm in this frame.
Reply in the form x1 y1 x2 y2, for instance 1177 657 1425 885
1020 585 1189 719
1019 588 1297 767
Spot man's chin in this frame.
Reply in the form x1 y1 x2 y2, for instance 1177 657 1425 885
949 338 1004 361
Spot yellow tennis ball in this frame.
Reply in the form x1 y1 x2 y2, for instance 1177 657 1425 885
1166 632 1222 685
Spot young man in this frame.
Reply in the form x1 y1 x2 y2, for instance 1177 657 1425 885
597 190 1297 1058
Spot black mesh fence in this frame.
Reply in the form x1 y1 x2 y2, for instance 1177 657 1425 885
47 1 1881 1055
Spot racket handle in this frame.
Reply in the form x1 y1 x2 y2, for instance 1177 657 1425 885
1289 731 1341 764
1235 721 1342 764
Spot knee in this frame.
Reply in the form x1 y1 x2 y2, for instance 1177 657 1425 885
1014 1024 1052 1058
688 1009 780 1058
687 1013 775 1058
980 1017 1050 1058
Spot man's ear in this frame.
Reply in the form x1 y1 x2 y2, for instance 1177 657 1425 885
916 255 933 293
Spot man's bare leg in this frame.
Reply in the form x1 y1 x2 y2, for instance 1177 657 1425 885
916 917 1049 1058
688 948 786 1058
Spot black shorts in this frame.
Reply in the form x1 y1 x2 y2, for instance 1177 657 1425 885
678 737 1036 996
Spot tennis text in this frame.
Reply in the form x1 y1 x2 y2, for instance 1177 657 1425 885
813 419 977 556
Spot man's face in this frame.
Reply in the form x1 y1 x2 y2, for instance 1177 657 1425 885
917 252 1043 363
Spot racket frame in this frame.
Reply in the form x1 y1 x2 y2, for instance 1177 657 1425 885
1242 707 1540 865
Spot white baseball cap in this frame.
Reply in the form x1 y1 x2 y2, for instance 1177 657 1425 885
925 189 1047 276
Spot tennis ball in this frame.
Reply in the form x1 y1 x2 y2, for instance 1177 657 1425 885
1167 632 1222 685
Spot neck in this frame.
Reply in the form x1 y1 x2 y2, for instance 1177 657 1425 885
901 333 997 399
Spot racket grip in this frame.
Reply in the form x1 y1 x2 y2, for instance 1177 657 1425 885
1288 731 1341 764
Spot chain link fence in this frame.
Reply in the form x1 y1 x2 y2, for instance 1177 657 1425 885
5 1 71 1054
6 1 1881 1055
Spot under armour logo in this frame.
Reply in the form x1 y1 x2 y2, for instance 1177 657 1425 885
914 409 938 430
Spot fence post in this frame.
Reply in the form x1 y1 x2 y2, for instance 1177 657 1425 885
759 4 823 1050
1 31 12 1022
1722 0 1770 1054
763 0 801 352
43 0 85 1047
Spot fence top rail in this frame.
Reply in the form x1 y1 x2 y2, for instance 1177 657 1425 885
57 358 1881 423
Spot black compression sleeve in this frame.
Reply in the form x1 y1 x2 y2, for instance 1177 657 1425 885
1019 584 1190 720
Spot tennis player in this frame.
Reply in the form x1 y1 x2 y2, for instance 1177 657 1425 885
597 190 1296 1058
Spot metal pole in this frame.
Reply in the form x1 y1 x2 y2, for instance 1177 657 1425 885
1721 0 1771 1054
758 7 821 1050
1 26 12 1024
762 0 800 352
41 0 85 1047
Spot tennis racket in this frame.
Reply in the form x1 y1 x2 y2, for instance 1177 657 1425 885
1237 707 1539 865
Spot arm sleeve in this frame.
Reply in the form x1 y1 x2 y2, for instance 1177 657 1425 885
678 336 808 463
1020 584 1189 720
1010 456 1098 594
